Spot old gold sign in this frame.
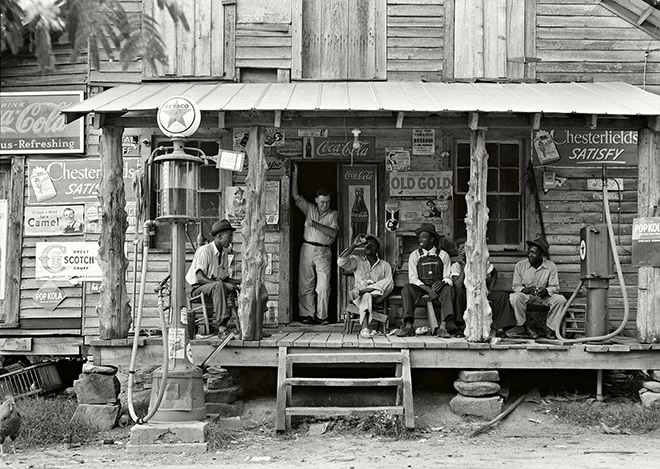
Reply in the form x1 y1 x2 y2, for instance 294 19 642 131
389 171 453 197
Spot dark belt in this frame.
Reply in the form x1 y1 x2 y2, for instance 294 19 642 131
304 239 331 248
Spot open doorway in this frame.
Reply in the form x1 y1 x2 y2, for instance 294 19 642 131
290 162 339 323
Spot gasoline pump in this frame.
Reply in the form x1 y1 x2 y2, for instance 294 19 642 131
127 96 209 430
579 224 614 337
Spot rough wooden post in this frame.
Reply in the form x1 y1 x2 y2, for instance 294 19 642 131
97 124 131 339
463 130 492 342
637 127 660 344
237 126 268 340
1 157 25 327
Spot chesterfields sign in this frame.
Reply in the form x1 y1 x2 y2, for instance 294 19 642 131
0 91 84 155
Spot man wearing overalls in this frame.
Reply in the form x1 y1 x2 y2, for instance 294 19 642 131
397 223 456 337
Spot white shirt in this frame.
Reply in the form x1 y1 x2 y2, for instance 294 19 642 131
185 242 229 286
408 247 452 287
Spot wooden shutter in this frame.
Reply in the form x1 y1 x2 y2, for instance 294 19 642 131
143 0 235 79
294 0 386 80
453 0 535 79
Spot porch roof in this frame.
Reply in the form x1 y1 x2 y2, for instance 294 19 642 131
62 81 660 123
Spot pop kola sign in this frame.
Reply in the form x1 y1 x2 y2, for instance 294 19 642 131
0 91 84 154
33 281 66 313
632 217 660 267
532 129 638 167
389 171 453 198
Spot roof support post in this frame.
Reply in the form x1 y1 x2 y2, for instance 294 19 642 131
237 125 269 340
1 156 25 328
463 129 492 342
637 126 660 344
97 124 131 339
587 114 598 130
468 112 479 131
532 113 542 130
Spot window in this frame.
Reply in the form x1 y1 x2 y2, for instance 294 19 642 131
454 142 522 247
152 139 221 249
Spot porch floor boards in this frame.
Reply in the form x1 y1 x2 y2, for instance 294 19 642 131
91 331 660 370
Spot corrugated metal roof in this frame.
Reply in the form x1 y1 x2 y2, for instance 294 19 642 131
62 81 660 122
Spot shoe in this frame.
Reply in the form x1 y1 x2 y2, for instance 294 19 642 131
495 328 508 339
524 326 538 339
360 328 372 339
436 326 450 339
301 317 316 325
415 326 430 336
545 326 557 340
396 323 415 337
217 328 233 341
320 319 331 326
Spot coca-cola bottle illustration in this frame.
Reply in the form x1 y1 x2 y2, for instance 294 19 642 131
350 187 369 240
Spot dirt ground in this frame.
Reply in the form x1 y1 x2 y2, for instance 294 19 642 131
3 392 659 469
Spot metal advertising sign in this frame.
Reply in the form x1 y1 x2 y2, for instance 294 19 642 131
304 137 376 160
0 91 84 155
632 217 660 267
341 165 378 244
33 281 66 312
389 171 453 198
157 96 201 138
24 205 85 236
532 129 638 167
35 242 102 281
27 157 139 205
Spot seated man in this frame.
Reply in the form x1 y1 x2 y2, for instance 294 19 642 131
185 219 267 339
508 237 566 339
397 223 456 338
337 233 393 338
450 238 516 336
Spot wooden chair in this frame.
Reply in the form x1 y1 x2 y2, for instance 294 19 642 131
187 291 214 336
344 300 390 334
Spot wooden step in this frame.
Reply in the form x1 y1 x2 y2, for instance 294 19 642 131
287 352 404 364
286 377 403 387
286 406 404 416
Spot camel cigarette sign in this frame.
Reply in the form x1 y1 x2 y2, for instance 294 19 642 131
0 91 84 154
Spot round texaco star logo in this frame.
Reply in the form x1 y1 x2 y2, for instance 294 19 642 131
157 96 201 138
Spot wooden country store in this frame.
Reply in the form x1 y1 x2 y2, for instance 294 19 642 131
1 0 659 385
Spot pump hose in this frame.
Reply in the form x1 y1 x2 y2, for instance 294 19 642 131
127 221 170 424
554 176 630 343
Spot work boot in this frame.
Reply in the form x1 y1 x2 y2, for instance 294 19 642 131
397 322 415 337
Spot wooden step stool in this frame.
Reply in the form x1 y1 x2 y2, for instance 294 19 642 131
275 347 414 431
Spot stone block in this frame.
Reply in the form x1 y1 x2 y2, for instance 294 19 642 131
206 376 234 390
82 363 118 375
643 381 660 393
458 370 500 383
454 380 501 397
639 390 660 408
450 394 503 419
70 404 120 431
74 373 121 404
650 370 660 382
205 385 242 404
129 421 208 446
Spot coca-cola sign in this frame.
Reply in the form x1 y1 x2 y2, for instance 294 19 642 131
0 91 84 155
313 137 376 160
343 170 374 182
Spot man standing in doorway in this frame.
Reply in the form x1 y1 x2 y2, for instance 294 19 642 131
292 163 339 325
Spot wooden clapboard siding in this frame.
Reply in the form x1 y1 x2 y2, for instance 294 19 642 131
0 42 87 89
143 0 234 79
236 24 292 69
387 0 444 81
536 0 660 92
